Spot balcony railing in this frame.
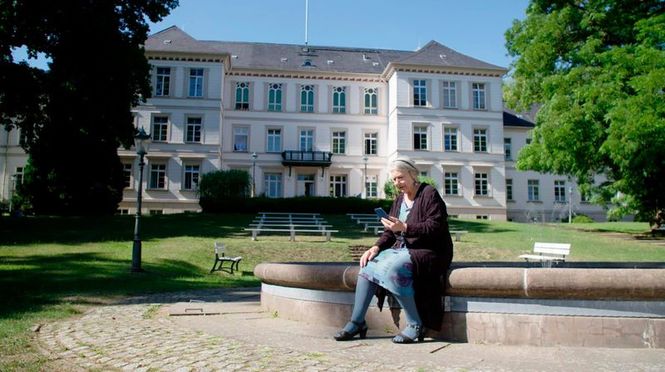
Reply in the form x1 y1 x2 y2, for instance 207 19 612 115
281 150 333 167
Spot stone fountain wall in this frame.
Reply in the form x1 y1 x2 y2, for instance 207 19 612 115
254 262 665 348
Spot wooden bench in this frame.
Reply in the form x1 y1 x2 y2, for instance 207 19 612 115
244 227 339 241
253 217 326 224
519 242 571 267
450 230 468 242
258 212 321 218
249 223 333 229
210 242 242 274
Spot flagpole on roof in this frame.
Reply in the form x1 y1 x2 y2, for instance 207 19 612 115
305 0 309 45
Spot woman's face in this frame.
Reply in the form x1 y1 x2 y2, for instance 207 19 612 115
391 169 416 194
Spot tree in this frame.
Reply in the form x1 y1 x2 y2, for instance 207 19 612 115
505 0 665 223
0 0 178 215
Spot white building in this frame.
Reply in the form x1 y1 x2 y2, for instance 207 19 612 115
0 27 605 221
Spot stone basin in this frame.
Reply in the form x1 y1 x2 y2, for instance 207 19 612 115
255 261 665 348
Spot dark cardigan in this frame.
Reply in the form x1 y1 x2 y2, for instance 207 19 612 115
374 183 454 331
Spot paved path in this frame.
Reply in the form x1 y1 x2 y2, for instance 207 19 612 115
37 288 665 371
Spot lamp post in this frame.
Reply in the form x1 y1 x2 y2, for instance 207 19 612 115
8 174 16 214
568 184 573 224
131 127 151 273
362 155 368 199
251 152 257 197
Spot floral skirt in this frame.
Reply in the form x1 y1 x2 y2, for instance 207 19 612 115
358 247 414 296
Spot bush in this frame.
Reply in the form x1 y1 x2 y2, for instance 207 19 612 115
383 176 439 199
200 195 392 214
198 169 251 211
572 214 594 223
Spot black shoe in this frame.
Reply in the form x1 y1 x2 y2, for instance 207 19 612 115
334 321 368 341
392 324 424 344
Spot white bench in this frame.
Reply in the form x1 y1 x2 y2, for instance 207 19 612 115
450 230 468 242
244 227 339 241
519 242 571 267
210 242 242 274
249 223 333 229
258 212 321 218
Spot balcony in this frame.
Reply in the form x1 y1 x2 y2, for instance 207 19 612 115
281 150 333 176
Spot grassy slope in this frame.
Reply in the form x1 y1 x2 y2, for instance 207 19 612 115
0 214 662 369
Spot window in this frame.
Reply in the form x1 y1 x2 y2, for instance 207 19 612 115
155 67 170 96
442 81 457 108
365 175 378 198
474 128 487 152
185 117 202 143
188 68 204 97
149 163 166 189
332 87 346 113
413 80 427 106
444 127 458 151
300 84 314 112
329 175 347 197
235 82 250 110
364 88 378 114
332 131 346 154
268 83 282 112
183 164 200 190
528 179 540 201
504 138 512 160
233 127 249 152
266 128 282 153
444 172 459 196
18 130 27 147
554 180 566 202
364 132 377 155
149 209 163 215
506 178 513 201
475 172 488 196
414 125 428 150
472 82 486 110
297 174 316 196
123 163 133 188
14 167 24 186
476 215 489 220
152 116 168 142
264 173 283 198
300 129 313 151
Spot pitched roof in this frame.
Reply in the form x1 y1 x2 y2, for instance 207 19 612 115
392 40 505 71
145 26 506 74
503 108 536 128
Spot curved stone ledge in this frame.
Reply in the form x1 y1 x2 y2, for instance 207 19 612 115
254 261 665 347
254 262 665 300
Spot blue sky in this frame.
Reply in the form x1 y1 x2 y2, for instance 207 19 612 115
14 0 530 71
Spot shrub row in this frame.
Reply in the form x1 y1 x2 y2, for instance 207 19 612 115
200 196 392 214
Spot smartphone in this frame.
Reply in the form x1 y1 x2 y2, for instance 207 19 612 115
374 207 390 220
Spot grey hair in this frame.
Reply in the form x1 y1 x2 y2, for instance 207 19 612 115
390 157 419 179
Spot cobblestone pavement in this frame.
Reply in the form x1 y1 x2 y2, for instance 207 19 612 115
37 288 665 371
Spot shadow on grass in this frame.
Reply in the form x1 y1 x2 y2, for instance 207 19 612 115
448 219 516 234
0 213 255 245
0 251 257 319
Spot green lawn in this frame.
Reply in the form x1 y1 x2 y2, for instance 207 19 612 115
0 213 663 370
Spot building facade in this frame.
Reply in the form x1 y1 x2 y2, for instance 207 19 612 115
0 27 605 221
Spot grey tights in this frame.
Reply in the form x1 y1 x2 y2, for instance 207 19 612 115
344 275 422 338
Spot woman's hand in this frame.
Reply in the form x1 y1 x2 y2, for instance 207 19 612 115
380 216 407 234
360 246 380 268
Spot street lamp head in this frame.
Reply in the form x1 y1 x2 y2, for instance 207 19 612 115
134 127 151 156
251 152 258 161
363 155 368 163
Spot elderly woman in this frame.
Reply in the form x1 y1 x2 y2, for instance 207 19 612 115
334 157 453 343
